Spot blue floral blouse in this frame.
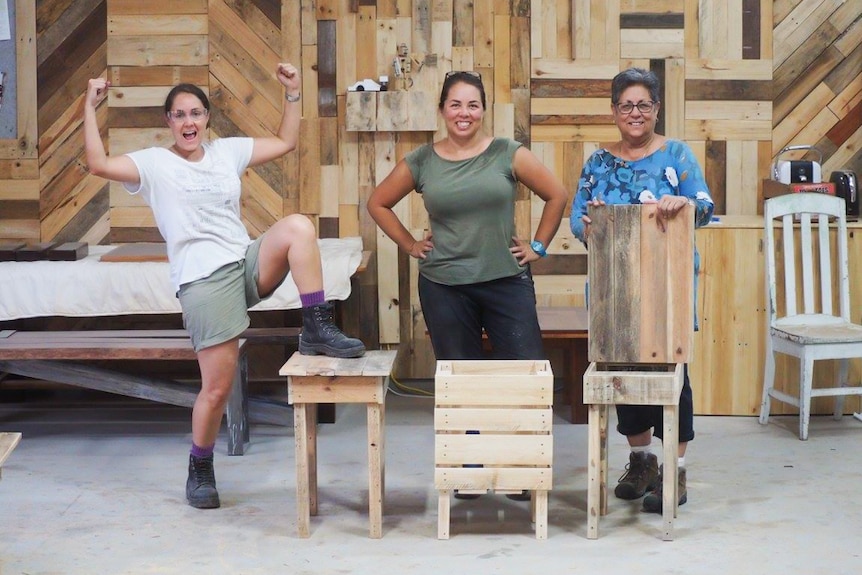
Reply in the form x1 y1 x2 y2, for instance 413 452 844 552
569 139 715 330
570 139 714 241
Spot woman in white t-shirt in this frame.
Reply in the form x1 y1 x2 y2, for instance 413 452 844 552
83 63 364 510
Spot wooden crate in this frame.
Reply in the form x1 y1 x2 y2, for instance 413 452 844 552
587 203 694 364
434 359 554 539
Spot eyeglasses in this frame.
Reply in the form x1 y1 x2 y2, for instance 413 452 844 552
445 70 482 81
167 108 208 122
614 101 656 115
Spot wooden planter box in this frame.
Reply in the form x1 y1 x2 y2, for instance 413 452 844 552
434 359 554 539
587 203 694 364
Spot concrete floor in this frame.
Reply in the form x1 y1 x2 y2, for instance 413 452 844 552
1 385 861 575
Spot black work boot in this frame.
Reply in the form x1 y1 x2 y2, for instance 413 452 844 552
299 302 366 358
614 451 659 500
186 454 220 509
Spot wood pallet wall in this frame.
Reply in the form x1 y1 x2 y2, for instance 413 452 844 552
0 0 859 378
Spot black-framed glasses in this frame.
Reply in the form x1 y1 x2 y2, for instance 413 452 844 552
614 101 656 115
445 70 482 81
167 108 209 122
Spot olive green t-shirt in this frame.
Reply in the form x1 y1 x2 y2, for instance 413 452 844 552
405 138 525 285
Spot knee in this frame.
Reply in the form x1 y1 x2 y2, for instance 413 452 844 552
281 213 316 240
199 380 233 409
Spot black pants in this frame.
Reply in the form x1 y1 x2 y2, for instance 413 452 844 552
418 270 545 361
615 364 695 442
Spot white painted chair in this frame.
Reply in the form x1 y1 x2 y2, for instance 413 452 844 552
760 193 862 439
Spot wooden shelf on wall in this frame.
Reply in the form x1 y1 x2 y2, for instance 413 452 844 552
345 91 438 132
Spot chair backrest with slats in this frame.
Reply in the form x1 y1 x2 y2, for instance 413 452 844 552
763 193 850 327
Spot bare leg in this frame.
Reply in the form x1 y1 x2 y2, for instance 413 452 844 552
193 339 241 447
256 214 322 296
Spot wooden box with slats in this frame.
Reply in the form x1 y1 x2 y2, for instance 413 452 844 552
587 203 695 364
434 359 553 539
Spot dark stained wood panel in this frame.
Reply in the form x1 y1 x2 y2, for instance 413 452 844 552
317 20 337 118
705 140 727 215
37 2 107 110
249 0 280 29
686 80 773 101
531 79 612 98
825 101 862 149
36 0 104 66
108 107 166 129
620 13 684 29
51 187 110 243
531 115 615 125
0 200 39 219
741 0 760 60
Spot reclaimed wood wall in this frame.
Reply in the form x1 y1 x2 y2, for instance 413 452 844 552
0 0 859 378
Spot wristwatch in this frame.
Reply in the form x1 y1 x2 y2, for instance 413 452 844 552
530 240 547 258
285 92 301 103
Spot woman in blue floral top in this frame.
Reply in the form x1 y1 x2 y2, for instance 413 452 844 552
570 68 714 514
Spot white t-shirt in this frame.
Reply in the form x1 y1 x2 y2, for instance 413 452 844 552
123 138 254 291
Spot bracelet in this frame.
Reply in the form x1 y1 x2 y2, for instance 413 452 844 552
285 92 301 103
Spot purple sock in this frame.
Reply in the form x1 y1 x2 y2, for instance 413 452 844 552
300 290 325 308
190 443 215 458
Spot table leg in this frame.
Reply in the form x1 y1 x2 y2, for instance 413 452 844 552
437 490 450 539
367 402 384 538
308 402 318 516
226 357 247 456
535 490 548 539
587 404 603 539
662 403 678 541
570 339 589 424
294 403 311 538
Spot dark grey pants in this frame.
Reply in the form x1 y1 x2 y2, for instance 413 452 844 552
419 269 545 361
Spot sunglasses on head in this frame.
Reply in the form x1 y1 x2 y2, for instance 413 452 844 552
445 70 482 81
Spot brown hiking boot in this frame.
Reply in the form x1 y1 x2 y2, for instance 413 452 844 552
614 452 659 500
643 466 687 513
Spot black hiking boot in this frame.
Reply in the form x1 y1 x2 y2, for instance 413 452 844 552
186 454 220 509
299 302 366 358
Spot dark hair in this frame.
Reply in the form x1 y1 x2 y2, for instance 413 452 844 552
163 83 210 114
438 71 486 111
611 68 660 104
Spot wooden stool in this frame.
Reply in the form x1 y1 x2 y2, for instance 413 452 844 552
434 359 554 539
280 350 397 538
0 432 22 480
583 362 683 541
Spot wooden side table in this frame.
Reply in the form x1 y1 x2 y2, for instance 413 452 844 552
280 350 397 538
583 363 683 541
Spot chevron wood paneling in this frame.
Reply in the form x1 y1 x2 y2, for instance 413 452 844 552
0 0 859 379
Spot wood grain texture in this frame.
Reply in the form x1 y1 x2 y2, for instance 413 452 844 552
3 0 860 388
588 204 693 364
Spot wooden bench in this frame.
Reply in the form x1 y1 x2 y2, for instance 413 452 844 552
0 432 22 480
0 329 296 455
